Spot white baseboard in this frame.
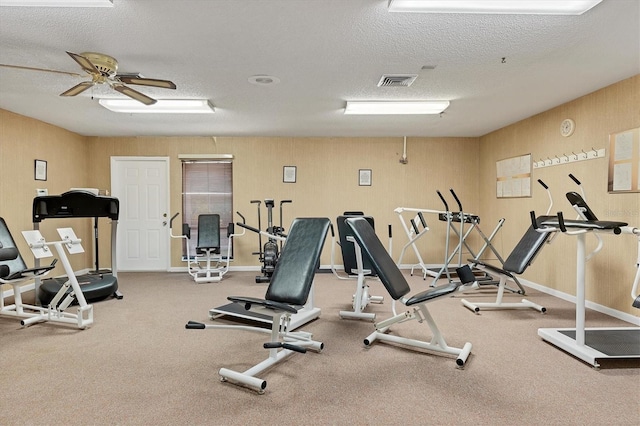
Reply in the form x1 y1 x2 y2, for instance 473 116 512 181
517 276 640 326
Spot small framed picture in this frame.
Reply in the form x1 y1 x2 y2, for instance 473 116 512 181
359 169 372 186
35 159 47 181
283 166 297 183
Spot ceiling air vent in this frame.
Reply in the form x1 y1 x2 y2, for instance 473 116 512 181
377 74 418 87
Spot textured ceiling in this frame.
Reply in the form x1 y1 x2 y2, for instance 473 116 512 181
0 0 638 138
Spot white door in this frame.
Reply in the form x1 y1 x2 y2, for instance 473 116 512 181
111 157 170 271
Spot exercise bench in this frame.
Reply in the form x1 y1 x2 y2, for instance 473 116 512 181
186 217 331 393
462 215 551 314
346 217 473 367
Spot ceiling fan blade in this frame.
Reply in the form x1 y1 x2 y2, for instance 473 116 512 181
66 51 99 75
0 63 82 77
60 81 95 97
117 76 176 90
112 84 157 105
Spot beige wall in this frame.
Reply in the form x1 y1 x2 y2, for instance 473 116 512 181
479 75 639 316
87 135 480 268
1 74 638 316
0 109 93 281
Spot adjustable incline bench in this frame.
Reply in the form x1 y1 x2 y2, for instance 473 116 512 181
186 217 331 393
462 215 552 313
346 217 473 367
462 179 557 313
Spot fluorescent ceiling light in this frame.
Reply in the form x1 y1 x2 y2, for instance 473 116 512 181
344 101 449 115
99 99 215 114
388 0 602 15
0 0 113 6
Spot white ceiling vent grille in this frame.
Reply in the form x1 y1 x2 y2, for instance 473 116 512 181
377 74 418 87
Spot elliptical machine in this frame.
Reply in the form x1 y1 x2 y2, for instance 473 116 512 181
239 199 292 283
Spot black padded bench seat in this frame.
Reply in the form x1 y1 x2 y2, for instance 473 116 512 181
470 215 555 276
225 217 331 311
346 217 473 367
196 214 221 254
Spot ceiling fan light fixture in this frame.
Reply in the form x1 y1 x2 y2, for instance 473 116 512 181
99 99 215 114
0 0 113 6
388 0 602 15
344 100 449 115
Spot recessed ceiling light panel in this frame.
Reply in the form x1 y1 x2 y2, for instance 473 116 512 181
344 101 450 115
99 99 215 114
388 0 602 15
0 0 113 6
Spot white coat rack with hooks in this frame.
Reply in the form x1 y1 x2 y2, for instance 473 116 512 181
533 147 605 169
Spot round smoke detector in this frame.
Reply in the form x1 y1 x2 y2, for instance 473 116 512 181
248 75 280 85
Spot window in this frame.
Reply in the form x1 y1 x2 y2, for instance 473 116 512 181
181 160 233 259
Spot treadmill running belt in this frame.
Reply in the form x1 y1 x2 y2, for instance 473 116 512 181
558 329 640 356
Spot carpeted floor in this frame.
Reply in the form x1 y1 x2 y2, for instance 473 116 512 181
1 270 638 425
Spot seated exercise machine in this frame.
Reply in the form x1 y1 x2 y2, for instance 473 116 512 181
169 212 242 283
462 179 555 313
208 216 324 331
536 175 640 367
0 217 93 328
186 217 331 393
32 190 121 304
331 212 384 321
346 217 474 367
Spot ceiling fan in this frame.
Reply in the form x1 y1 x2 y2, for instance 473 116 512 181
0 51 176 105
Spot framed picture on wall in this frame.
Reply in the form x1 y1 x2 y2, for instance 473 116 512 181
34 159 47 181
608 127 640 193
359 169 372 186
283 166 297 183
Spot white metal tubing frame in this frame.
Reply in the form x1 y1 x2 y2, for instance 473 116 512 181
460 272 546 314
537 223 640 367
365 301 472 367
170 213 245 283
0 229 94 329
394 207 504 286
334 236 383 321
394 207 442 277
202 308 323 393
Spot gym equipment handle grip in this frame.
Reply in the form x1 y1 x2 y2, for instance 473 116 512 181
263 342 307 353
185 321 205 329
169 212 180 227
449 189 463 212
569 174 581 185
236 222 260 234
530 211 538 229
537 179 548 189
436 190 449 211
557 212 567 232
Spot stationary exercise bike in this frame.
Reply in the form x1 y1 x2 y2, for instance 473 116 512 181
238 199 292 283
